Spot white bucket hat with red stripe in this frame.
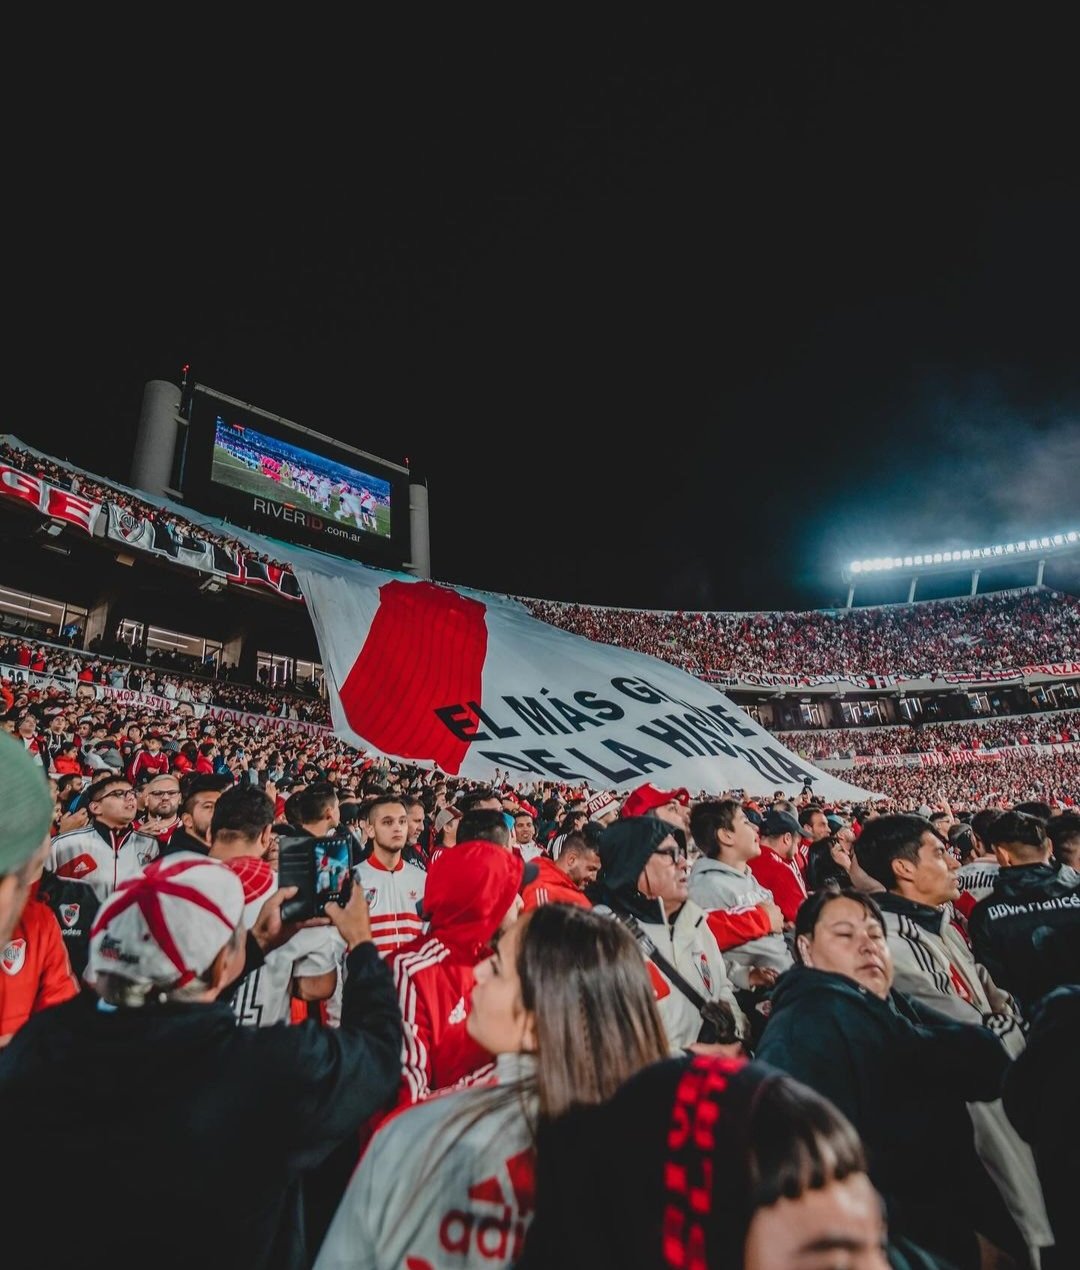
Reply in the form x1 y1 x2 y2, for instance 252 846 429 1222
86 853 245 989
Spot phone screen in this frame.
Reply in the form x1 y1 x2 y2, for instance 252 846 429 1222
314 836 352 913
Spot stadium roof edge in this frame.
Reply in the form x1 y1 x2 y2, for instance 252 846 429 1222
510 583 1056 620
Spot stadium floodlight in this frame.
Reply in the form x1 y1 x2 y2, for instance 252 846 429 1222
847 527 1079 575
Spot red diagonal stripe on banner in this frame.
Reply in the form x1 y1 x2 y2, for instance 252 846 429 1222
339 580 487 774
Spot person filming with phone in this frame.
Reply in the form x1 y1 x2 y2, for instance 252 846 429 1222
0 851 402 1270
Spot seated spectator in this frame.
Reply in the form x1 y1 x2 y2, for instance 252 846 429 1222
0 855 401 1270
518 1054 947 1270
520 829 598 910
315 903 670 1269
1047 810 1080 874
593 815 747 1053
805 832 854 891
385 841 529 1113
748 808 807 924
970 812 1080 1013
209 786 346 1029
126 728 169 784
953 809 1002 920
855 815 1051 1263
756 886 1018 1269
687 798 789 994
47 773 159 901
50 739 83 776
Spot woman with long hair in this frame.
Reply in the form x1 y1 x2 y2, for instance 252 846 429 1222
314 902 670 1269
805 831 854 891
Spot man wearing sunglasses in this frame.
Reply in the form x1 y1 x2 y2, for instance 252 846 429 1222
592 815 747 1055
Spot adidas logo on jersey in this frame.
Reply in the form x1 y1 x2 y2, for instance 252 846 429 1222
448 996 467 1025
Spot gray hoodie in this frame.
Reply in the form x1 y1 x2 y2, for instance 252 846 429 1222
688 857 792 988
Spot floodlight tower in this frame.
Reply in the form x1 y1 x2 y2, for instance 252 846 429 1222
842 531 1080 607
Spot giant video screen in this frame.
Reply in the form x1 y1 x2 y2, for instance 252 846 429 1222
180 384 411 567
212 419 392 539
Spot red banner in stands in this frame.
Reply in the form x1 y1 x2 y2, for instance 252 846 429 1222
0 464 102 535
850 742 1079 768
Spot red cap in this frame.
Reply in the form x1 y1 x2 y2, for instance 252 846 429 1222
619 782 691 819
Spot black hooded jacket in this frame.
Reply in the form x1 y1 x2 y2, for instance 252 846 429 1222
756 965 1011 1266
592 815 679 923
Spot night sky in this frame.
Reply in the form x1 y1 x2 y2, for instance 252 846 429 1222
20 15 1079 613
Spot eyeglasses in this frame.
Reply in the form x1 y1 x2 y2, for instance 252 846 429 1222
100 789 136 799
653 847 687 863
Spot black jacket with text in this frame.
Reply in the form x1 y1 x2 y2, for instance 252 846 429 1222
967 862 1080 1014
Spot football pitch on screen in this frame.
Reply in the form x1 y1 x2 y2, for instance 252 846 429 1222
212 448 391 537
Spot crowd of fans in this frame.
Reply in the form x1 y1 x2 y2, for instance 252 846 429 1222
780 710 1080 759
850 749 1080 810
0 637 332 724
7 437 1080 688
0 438 297 580
0 720 1075 1267
7 631 1080 811
524 588 1080 679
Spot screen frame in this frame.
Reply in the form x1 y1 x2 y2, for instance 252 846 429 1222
179 384 412 568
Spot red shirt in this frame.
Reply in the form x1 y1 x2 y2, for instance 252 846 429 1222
127 748 170 784
748 845 808 923
0 898 79 1042
520 856 591 910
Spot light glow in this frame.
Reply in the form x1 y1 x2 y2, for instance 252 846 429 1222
846 528 1080 573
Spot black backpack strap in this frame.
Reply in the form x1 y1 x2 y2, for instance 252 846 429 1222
611 908 708 1012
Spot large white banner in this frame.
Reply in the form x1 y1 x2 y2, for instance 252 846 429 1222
288 560 878 799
